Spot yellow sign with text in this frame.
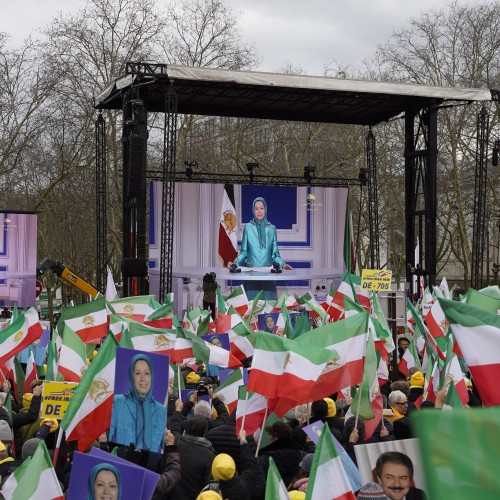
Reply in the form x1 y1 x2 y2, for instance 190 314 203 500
361 269 392 292
41 381 78 419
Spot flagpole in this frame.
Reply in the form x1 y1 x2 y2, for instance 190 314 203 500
52 426 64 467
354 378 364 431
255 403 269 458
240 390 250 431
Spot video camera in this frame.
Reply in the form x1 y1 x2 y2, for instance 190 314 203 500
203 272 217 283
196 377 212 396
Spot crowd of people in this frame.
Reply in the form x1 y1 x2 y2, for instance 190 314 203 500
0 332 480 499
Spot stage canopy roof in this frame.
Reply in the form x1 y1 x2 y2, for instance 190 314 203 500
95 63 493 126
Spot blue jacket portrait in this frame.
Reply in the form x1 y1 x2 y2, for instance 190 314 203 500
109 353 167 453
234 197 285 299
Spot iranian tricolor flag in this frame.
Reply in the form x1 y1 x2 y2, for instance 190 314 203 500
306 423 356 500
247 331 337 403
398 334 422 378
273 291 298 311
343 191 356 274
218 183 238 267
223 285 249 316
275 302 293 338
345 331 383 441
171 324 195 364
61 296 108 343
265 457 290 500
127 321 176 357
425 299 448 341
224 308 258 361
296 312 368 401
186 329 242 368
3 355 25 402
58 325 87 383
0 308 42 364
45 338 59 382
215 368 244 413
1 453 31 498
108 295 161 323
235 385 269 437
442 379 464 410
61 333 118 451
144 294 174 329
23 348 38 394
327 273 357 321
10 441 63 500
296 292 326 320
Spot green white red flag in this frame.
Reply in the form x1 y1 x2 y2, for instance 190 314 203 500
265 457 290 500
438 298 500 403
127 321 176 357
0 307 42 364
185 328 242 368
273 291 298 311
306 423 356 500
296 291 326 320
345 331 383 440
235 384 270 436
108 295 161 323
223 285 249 316
443 379 464 410
1 453 31 498
23 348 38 394
296 312 369 401
214 368 244 413
398 333 422 378
10 441 63 500
61 333 118 451
247 331 337 404
218 183 238 267
60 296 108 343
326 273 357 321
58 324 88 383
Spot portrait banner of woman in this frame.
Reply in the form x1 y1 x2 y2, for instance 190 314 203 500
227 196 293 300
68 452 146 500
109 348 169 453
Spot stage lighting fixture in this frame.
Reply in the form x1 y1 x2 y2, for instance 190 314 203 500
303 165 316 182
184 160 197 178
246 163 259 183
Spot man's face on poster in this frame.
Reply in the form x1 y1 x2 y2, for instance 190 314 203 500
378 461 411 500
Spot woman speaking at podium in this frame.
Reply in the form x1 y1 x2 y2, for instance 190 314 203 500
227 197 292 300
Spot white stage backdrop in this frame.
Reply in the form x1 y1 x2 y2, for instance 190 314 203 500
149 183 347 303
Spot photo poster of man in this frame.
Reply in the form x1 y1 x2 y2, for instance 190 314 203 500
109 347 169 453
354 437 426 493
257 312 298 335
68 451 147 500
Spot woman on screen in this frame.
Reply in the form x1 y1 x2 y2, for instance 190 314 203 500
87 463 121 500
227 197 292 299
109 353 167 453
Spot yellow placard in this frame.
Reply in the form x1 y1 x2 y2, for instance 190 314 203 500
41 381 78 419
361 269 392 292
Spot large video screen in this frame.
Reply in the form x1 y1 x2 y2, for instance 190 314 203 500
148 183 348 298
0 212 38 308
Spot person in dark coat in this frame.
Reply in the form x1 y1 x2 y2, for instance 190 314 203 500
206 411 257 472
169 414 216 500
152 430 181 499
203 429 264 500
258 422 305 487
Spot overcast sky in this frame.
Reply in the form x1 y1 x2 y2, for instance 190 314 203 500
0 0 472 76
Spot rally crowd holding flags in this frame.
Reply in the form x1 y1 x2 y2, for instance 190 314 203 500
0 273 498 498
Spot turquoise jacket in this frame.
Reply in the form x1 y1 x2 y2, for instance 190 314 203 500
235 221 285 268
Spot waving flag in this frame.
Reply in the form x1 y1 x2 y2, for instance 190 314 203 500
439 298 500 406
60 296 108 343
306 424 356 500
218 183 238 267
10 441 63 500
215 368 244 413
248 332 337 404
235 385 269 436
265 457 290 500
0 308 43 364
61 334 118 451
58 325 88 383
108 295 161 323
296 312 369 400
